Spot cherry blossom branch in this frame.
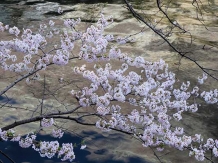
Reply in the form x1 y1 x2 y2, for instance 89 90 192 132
123 0 218 81
0 56 79 96
1 105 82 131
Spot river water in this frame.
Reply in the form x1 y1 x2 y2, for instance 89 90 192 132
0 0 218 163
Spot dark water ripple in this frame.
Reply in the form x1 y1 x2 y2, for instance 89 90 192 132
0 132 150 163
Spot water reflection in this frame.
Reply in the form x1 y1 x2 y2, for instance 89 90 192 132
0 5 23 27
0 96 18 105
0 132 150 163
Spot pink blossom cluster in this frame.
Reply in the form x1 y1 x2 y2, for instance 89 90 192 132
198 73 208 84
72 51 218 161
52 129 64 138
58 143 75 161
0 12 120 79
0 127 77 162
0 128 19 141
0 26 47 73
19 133 36 148
53 49 70 65
38 141 59 158
64 18 81 28
32 140 75 161
41 118 54 127
201 89 218 104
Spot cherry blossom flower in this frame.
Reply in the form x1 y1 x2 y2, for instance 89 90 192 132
80 145 87 150
41 118 54 127
58 7 63 14
52 129 64 139
9 26 20 36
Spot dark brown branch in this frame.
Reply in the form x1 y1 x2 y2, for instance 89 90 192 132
156 0 187 33
0 56 79 96
0 150 16 163
1 105 82 131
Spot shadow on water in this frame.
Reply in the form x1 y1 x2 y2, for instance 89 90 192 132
0 96 18 105
0 131 150 163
